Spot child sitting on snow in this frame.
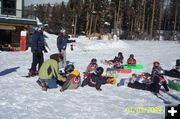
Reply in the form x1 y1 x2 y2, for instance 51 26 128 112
127 54 136 65
82 67 115 91
102 52 124 66
164 59 180 78
117 74 164 96
174 59 180 71
86 58 98 73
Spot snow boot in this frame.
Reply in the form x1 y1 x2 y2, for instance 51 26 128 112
36 80 43 87
117 78 128 87
41 82 48 91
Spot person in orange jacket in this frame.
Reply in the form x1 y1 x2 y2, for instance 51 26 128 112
127 54 136 64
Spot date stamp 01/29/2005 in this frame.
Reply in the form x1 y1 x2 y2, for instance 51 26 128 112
124 104 180 119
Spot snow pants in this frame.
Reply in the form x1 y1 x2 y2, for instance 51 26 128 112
30 52 44 72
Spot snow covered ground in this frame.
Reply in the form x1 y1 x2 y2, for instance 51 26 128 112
0 32 180 119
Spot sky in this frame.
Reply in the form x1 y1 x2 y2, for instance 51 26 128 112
25 0 69 5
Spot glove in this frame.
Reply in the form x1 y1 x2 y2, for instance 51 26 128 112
43 47 48 53
44 49 48 53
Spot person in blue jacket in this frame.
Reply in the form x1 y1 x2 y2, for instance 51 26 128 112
28 27 47 76
57 29 75 67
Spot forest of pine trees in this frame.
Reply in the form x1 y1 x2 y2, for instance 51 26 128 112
25 0 180 40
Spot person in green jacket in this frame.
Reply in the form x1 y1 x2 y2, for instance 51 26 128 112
36 53 66 91
36 53 81 92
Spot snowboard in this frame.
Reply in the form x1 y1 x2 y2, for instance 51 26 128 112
122 64 143 70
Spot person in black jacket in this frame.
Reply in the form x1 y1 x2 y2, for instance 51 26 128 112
81 67 107 91
118 76 167 96
164 59 180 78
28 27 47 76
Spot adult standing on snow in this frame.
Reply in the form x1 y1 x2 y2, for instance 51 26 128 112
57 29 76 67
29 27 47 76
82 67 116 91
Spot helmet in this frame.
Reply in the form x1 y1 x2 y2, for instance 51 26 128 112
64 64 75 73
153 61 160 67
91 58 97 64
95 67 104 75
176 59 180 66
118 52 123 57
60 29 66 33
34 26 42 32
130 54 134 58
132 73 137 78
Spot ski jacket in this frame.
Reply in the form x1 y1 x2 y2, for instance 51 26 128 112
57 35 74 50
127 58 136 64
29 32 46 53
173 65 180 72
39 59 66 82
113 56 123 64
81 73 107 90
151 66 164 78
61 69 81 91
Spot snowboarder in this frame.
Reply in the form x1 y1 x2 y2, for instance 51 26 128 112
127 54 136 64
82 67 115 91
29 27 47 76
57 29 76 67
36 53 66 91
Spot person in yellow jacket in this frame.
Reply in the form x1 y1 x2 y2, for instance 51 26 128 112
59 64 81 92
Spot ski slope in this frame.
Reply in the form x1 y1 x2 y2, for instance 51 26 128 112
0 32 180 119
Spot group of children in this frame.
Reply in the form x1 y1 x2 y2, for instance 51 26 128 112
34 48 180 97
117 59 180 96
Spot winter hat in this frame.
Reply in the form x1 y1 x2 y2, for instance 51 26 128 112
65 64 75 73
153 61 160 67
118 52 123 57
95 67 104 75
50 53 61 62
130 54 134 58
60 29 66 33
176 59 180 66
91 58 97 64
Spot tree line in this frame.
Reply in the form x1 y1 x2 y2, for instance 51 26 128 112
25 0 180 40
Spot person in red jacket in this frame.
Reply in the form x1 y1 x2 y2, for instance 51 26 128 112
127 54 136 64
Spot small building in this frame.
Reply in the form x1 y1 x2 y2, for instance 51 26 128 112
0 0 37 51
